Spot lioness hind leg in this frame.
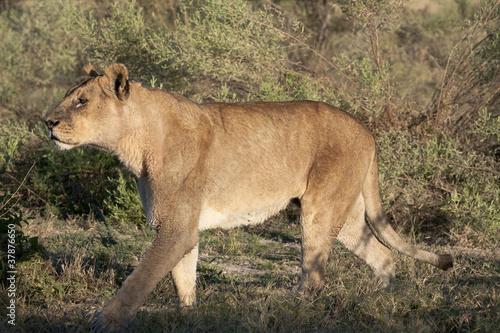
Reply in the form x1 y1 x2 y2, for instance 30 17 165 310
299 199 357 294
337 195 396 290
171 244 199 308
298 155 370 294
298 210 335 294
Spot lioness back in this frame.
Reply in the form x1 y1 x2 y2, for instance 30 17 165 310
197 101 375 230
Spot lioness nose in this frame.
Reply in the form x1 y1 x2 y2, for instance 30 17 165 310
44 118 59 130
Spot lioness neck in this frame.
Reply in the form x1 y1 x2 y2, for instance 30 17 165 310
111 86 208 180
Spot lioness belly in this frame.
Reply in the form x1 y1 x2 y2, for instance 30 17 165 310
198 199 290 230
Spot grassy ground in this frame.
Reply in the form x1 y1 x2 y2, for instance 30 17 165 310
3 210 498 332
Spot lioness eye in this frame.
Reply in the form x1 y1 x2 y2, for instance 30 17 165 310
75 98 87 106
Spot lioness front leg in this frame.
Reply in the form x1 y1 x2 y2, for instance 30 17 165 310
92 225 198 331
171 243 199 308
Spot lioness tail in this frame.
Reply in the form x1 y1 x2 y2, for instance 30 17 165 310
362 153 453 271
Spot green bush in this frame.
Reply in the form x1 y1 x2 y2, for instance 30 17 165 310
63 0 321 103
377 125 499 243
0 0 79 121
0 124 44 281
103 172 145 225
0 122 144 226
1 0 497 239
31 135 145 225
429 0 500 130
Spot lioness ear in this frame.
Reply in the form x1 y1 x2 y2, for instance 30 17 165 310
84 63 100 77
104 64 130 101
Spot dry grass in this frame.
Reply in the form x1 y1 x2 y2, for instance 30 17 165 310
1 212 497 332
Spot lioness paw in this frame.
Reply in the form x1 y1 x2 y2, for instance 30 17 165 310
91 297 134 332
91 314 121 332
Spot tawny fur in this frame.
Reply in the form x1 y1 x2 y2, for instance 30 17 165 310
45 63 453 330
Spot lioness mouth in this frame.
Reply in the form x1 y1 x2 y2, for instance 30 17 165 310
49 133 60 141
50 134 78 147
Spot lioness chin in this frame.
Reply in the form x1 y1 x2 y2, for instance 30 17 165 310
45 63 453 331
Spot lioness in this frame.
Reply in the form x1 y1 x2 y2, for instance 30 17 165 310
44 64 453 330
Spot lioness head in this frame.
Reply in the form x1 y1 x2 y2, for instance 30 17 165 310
44 64 131 150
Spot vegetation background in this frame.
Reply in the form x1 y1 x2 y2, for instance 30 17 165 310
0 0 499 331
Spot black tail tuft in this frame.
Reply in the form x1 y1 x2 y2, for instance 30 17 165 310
437 254 454 271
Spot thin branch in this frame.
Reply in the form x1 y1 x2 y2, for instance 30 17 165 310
0 162 36 218
446 161 500 176
244 16 359 88
436 0 500 123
